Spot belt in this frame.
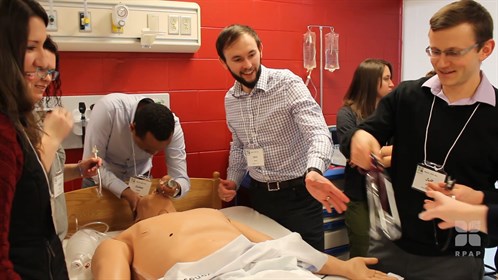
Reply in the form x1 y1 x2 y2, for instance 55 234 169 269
251 176 304 192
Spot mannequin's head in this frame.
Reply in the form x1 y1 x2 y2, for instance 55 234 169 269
134 192 177 222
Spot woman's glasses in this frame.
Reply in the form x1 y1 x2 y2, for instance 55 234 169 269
25 67 59 80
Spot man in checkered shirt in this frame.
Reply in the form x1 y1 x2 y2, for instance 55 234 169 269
215 24 350 251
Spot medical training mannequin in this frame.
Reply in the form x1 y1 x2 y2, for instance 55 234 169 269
92 184 396 280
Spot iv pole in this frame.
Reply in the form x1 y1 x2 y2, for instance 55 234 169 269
306 24 334 107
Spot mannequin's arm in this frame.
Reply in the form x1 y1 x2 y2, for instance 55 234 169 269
318 256 394 279
229 219 272 242
92 239 132 279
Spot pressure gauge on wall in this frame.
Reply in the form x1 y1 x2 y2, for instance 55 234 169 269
112 4 129 27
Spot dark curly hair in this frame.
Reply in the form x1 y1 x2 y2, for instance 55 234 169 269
134 99 175 141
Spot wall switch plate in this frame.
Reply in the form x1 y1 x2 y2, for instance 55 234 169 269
147 14 160 32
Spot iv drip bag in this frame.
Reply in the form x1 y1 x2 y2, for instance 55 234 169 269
303 30 317 70
324 32 340 72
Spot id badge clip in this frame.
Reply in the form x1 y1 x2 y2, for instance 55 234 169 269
412 162 447 193
52 171 64 198
128 175 152 197
244 143 265 167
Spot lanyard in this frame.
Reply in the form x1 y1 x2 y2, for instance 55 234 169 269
238 93 262 146
25 132 55 228
130 137 152 178
238 93 272 180
25 133 51 193
423 96 480 171
129 101 152 178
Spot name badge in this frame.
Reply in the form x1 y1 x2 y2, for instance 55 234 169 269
245 148 265 167
52 172 64 198
128 176 152 197
412 163 447 192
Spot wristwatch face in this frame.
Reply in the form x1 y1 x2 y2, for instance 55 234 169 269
167 179 178 189
167 179 180 197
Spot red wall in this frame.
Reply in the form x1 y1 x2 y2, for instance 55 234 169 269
62 0 402 191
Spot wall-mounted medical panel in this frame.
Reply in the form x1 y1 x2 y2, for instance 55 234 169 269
38 93 170 149
38 0 201 53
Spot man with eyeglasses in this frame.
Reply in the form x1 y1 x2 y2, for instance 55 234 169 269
341 1 496 279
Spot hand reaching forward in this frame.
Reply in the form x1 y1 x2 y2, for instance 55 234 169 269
305 171 349 213
419 190 488 232
343 257 398 280
319 256 399 280
426 182 484 205
350 129 381 170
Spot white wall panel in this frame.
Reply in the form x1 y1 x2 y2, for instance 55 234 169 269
38 0 201 53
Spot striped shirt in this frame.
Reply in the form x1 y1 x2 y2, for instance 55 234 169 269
225 65 332 185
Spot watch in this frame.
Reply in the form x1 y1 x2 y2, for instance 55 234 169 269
167 179 181 197
305 167 323 177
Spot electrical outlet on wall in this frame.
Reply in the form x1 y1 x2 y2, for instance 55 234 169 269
180 16 191 35
168 15 179 35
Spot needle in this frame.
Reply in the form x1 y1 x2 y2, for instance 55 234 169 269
92 145 102 197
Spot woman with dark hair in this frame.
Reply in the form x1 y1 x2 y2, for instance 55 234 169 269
31 36 101 241
0 0 69 278
40 36 62 107
336 58 395 257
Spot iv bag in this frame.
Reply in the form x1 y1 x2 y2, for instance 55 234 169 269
303 30 316 70
324 32 340 72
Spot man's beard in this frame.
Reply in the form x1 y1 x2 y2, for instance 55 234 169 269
228 65 262 90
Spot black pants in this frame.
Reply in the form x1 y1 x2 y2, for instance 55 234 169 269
249 177 324 251
368 233 484 280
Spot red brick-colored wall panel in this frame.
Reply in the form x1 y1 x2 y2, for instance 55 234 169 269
259 30 303 61
195 28 222 59
59 54 105 94
151 154 167 178
169 90 199 121
324 115 337 125
182 121 231 153
167 59 228 90
101 57 170 92
63 148 84 191
197 90 228 121
198 150 230 179
195 0 254 28
170 90 227 122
